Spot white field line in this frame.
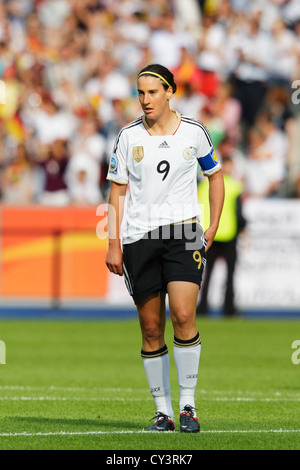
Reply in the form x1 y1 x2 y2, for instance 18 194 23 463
1 386 300 398
0 396 300 402
0 429 300 437
0 386 134 392
0 396 141 401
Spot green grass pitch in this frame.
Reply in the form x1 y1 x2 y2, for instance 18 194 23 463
0 317 299 450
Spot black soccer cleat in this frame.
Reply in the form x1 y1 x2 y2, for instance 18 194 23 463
146 412 175 432
180 405 200 433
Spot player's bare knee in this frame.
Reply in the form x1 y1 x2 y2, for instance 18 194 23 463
142 324 163 345
172 308 193 326
171 309 195 337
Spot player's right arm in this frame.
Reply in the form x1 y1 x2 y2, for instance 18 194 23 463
105 181 128 276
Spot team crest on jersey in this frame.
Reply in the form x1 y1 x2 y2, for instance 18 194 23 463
183 146 197 161
133 146 144 162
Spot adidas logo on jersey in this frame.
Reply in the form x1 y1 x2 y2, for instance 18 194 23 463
159 141 170 148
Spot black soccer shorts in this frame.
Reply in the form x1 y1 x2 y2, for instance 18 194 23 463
122 222 207 304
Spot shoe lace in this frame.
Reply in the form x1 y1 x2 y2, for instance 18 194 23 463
181 405 198 420
149 412 170 423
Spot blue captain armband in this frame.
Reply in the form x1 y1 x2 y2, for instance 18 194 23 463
197 147 222 176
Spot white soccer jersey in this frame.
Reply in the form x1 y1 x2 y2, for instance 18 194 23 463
107 112 221 244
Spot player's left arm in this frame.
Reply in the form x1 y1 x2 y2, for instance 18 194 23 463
105 181 128 276
205 169 225 252
196 129 224 251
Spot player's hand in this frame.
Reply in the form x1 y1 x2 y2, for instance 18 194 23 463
204 226 217 252
105 246 123 276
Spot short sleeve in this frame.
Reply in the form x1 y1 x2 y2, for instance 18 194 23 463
106 129 129 184
197 126 222 176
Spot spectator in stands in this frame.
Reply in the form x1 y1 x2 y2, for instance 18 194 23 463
199 102 227 150
197 13 224 96
269 17 298 87
24 91 78 147
211 81 242 144
232 17 271 128
0 143 36 204
45 40 85 91
244 110 288 198
84 54 132 127
171 47 204 97
148 10 197 70
37 138 70 206
0 64 22 124
68 115 106 170
67 164 102 205
173 81 207 120
66 115 106 200
116 9 151 76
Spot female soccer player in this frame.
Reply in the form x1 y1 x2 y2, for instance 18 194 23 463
105 64 224 432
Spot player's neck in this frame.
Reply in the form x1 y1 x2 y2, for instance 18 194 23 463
143 109 181 136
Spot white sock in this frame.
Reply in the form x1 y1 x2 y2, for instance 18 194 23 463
142 345 174 421
173 333 201 416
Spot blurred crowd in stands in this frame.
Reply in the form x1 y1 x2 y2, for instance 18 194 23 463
0 0 300 206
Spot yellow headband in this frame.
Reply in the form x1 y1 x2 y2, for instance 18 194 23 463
138 71 172 89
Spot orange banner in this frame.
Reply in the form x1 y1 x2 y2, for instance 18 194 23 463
0 205 108 299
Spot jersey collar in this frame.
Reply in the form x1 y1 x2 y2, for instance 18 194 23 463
142 110 182 136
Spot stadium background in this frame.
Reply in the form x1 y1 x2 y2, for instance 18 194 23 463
0 0 299 319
